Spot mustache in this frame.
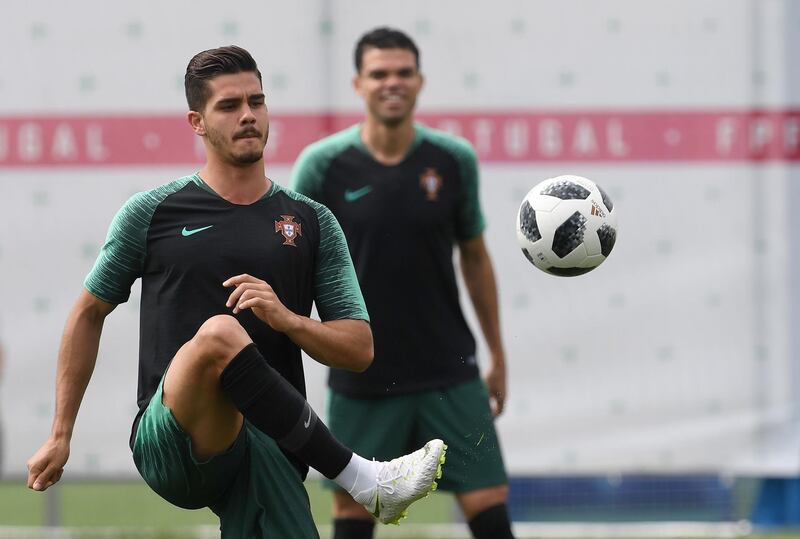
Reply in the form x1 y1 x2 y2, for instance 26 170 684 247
233 128 263 139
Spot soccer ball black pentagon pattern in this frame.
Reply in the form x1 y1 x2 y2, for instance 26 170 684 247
552 211 587 258
518 200 541 243
597 224 617 257
541 180 591 201
515 175 618 276
597 183 614 211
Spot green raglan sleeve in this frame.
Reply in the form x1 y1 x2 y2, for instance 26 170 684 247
313 205 369 322
423 127 487 241
453 139 487 241
290 145 326 201
84 193 149 304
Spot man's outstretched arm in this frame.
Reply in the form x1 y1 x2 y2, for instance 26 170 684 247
27 289 116 491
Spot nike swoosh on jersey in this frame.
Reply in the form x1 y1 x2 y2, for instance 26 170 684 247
181 225 214 237
344 186 373 202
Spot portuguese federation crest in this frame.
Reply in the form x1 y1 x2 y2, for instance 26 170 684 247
419 168 443 201
275 215 302 246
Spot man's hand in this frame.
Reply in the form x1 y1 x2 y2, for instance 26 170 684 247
484 356 507 417
27 437 69 491
223 274 299 333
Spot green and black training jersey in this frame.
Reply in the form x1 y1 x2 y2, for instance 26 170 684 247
291 123 485 398
84 175 368 469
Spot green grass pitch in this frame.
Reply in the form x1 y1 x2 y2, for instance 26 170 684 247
3 479 800 538
0 478 452 527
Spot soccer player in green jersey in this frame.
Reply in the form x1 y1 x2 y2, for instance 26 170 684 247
26 45 446 538
292 28 514 539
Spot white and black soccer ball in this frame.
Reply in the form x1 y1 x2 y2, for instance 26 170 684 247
516 175 617 276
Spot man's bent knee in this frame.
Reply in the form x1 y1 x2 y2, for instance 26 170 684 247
165 315 252 403
192 315 252 368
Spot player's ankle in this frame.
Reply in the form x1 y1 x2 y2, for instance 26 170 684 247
333 453 378 505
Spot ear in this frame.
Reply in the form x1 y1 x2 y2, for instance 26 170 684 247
187 111 205 136
352 73 364 98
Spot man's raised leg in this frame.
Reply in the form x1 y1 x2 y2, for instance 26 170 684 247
164 315 446 523
164 314 350 476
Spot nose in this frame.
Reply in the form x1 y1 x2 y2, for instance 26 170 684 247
384 74 403 88
240 104 257 124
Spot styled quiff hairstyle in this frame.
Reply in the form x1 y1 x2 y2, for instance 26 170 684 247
354 27 420 73
184 45 262 112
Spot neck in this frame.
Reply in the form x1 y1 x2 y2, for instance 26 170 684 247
360 117 415 166
199 156 270 205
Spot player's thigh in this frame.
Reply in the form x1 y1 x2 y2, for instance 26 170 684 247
416 377 508 492
164 316 249 459
133 374 248 510
213 425 319 539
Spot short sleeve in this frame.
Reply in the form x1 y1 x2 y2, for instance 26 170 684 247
290 146 326 202
313 205 369 322
84 193 150 304
453 140 486 241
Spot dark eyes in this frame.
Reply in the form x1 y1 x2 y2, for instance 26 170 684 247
218 99 264 110
370 70 415 80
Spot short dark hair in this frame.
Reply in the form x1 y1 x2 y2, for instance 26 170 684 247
185 45 262 112
354 27 420 73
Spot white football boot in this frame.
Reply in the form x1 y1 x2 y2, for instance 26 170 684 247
356 439 447 525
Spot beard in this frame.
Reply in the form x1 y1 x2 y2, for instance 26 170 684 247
373 102 414 128
206 124 268 165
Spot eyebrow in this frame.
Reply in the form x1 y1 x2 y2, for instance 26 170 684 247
215 93 266 106
367 67 416 76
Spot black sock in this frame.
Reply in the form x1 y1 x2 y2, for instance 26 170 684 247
468 503 514 539
332 518 375 539
219 343 352 478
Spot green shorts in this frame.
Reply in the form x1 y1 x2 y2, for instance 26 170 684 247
132 376 318 539
327 377 507 493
